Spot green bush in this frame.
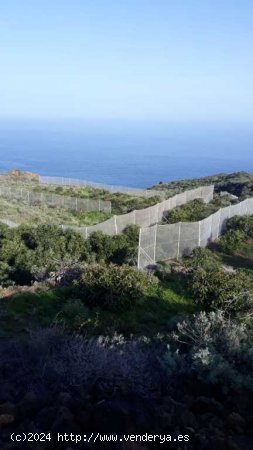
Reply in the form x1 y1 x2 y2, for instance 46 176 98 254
88 226 139 265
226 215 253 238
164 199 206 223
122 224 140 244
88 231 115 262
0 224 89 285
61 299 89 326
165 199 221 223
191 267 253 313
219 229 245 254
184 247 221 271
0 261 12 287
167 310 253 390
75 264 154 312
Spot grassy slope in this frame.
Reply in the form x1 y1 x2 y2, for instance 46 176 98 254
0 170 252 340
0 196 112 226
217 239 253 275
151 171 253 198
0 173 160 215
0 278 196 338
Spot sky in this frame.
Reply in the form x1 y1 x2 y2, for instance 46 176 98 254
0 0 253 122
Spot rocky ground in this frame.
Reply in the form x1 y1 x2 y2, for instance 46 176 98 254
1 357 253 450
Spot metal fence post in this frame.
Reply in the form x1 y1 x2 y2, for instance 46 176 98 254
114 216 118 235
137 228 142 269
154 224 158 263
177 222 182 259
198 221 201 246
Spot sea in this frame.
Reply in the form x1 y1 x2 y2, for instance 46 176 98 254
0 119 253 188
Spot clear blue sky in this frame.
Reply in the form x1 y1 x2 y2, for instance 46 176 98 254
0 0 252 122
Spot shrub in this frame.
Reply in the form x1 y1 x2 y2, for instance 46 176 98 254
88 231 115 262
122 224 140 265
75 264 154 312
61 299 89 327
219 229 245 254
166 311 253 390
122 224 140 245
88 227 139 265
191 267 253 313
0 327 161 399
0 225 89 285
164 199 207 223
184 247 221 271
226 215 253 238
0 261 12 287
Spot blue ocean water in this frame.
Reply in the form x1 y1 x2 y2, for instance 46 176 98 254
0 120 252 188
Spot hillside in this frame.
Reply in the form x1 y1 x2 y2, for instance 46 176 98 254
152 171 253 198
0 172 253 449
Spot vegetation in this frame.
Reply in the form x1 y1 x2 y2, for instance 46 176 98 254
0 195 112 226
0 170 160 215
1 171 253 449
152 170 253 199
168 310 253 390
191 267 253 313
163 195 236 224
0 223 141 287
75 264 155 312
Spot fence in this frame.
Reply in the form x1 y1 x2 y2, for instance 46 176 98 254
0 184 214 239
39 175 165 199
0 186 111 213
137 197 253 269
60 185 214 238
0 218 19 228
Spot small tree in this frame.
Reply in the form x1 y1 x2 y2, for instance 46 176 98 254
191 267 253 313
219 229 245 254
75 264 154 312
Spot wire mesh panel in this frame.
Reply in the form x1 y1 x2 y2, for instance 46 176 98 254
86 216 116 236
116 211 135 233
186 188 199 202
163 198 172 212
149 204 160 225
135 207 152 227
138 226 156 269
176 192 187 206
229 203 242 218
179 222 200 256
29 192 41 203
157 200 166 221
201 185 214 203
170 195 178 209
219 206 231 233
62 196 74 209
155 223 180 261
0 185 111 213
199 216 212 247
76 198 88 211
247 197 253 214
0 218 20 228
240 199 249 215
39 175 163 198
211 210 221 240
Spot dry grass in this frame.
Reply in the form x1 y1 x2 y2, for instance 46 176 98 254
0 196 111 226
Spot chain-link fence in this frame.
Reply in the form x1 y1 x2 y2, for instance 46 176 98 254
138 197 253 269
0 184 214 240
39 175 165 199
0 185 111 213
0 218 20 228
60 185 214 238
